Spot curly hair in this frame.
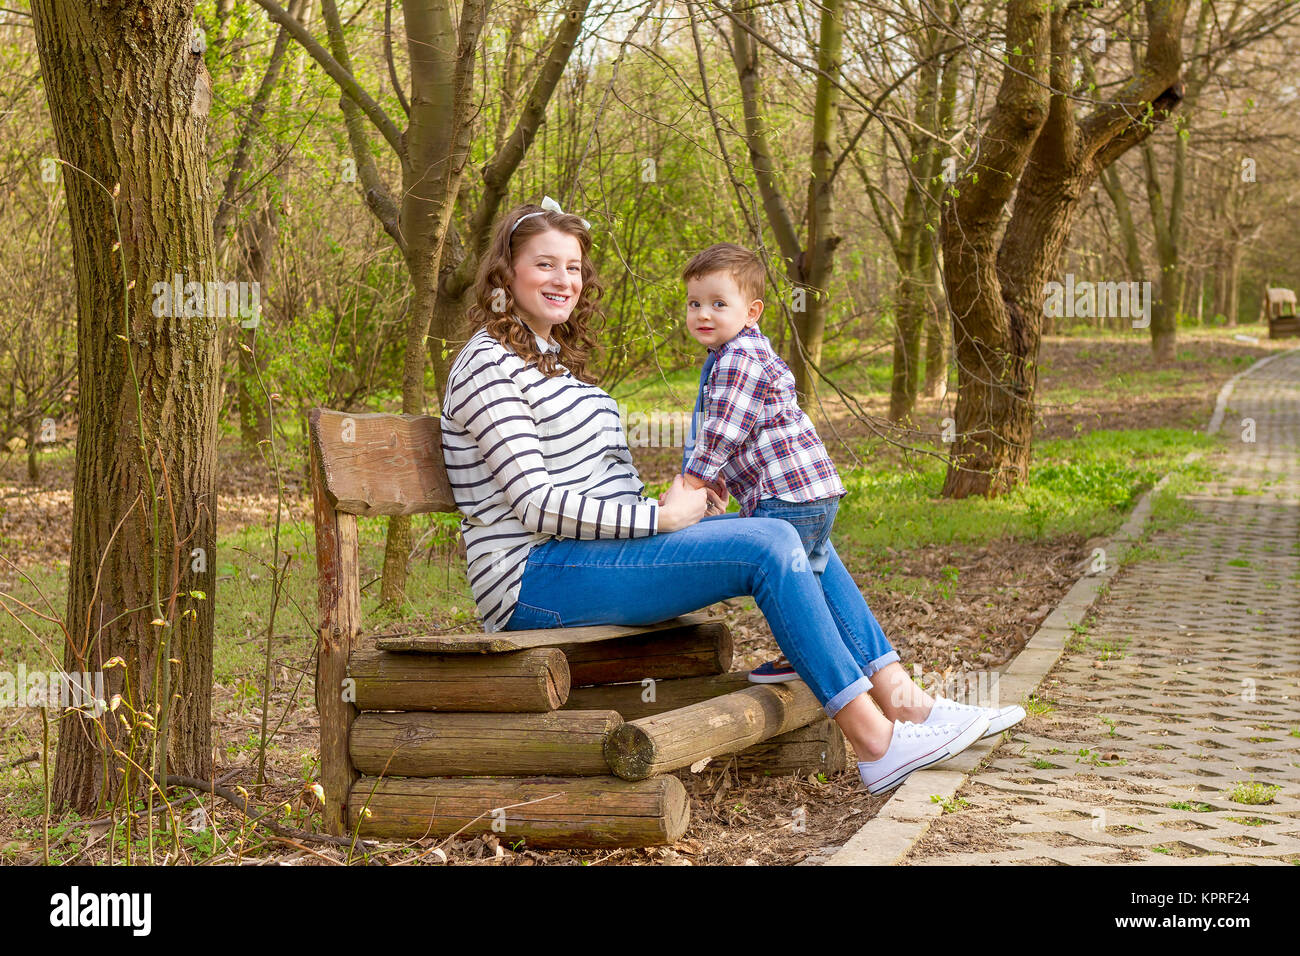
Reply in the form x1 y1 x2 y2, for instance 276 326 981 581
465 203 604 384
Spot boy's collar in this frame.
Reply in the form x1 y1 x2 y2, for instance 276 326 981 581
708 325 763 353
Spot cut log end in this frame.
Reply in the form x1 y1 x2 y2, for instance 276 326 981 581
542 651 570 710
603 721 657 781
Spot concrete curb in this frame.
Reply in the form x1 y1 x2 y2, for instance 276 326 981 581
822 346 1298 867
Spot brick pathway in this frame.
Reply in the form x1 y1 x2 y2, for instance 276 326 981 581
904 349 1300 865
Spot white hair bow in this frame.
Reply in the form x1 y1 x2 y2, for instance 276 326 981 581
510 195 591 235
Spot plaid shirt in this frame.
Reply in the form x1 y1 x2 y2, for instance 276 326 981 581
683 326 845 517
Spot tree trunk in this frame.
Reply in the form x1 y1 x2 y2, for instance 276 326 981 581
1151 255 1181 363
1141 1 1209 360
789 0 843 399
33 0 218 812
939 2 1051 498
921 251 949 400
941 1 1188 498
1224 240 1241 326
378 0 485 607
236 190 278 451
25 416 39 483
730 0 842 400
888 268 925 422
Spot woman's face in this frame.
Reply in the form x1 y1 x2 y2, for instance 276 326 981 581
510 228 584 338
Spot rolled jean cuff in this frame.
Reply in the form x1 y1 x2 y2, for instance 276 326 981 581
822 674 873 719
864 650 900 679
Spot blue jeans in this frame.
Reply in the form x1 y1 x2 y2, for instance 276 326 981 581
505 511 900 717
751 495 839 575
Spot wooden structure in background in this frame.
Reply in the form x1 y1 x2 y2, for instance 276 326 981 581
1261 286 1300 338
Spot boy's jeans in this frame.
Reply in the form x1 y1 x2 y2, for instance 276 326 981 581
751 495 839 575
504 509 900 717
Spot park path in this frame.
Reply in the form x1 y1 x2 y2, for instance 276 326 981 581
904 348 1300 865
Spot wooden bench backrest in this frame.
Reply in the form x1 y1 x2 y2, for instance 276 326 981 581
308 408 459 835
308 409 457 517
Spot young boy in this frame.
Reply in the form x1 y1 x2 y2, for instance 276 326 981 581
677 243 1028 747
678 243 845 684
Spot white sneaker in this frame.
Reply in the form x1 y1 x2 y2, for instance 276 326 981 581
925 696 1026 738
856 713 990 795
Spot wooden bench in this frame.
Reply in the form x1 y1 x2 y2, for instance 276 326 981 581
309 407 845 849
1262 286 1300 339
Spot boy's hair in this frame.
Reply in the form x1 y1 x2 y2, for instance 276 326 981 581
682 243 765 304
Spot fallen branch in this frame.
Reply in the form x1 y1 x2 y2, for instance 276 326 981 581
161 774 374 851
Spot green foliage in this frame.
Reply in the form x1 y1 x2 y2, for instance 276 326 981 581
929 794 971 813
832 427 1210 556
1167 801 1215 812
1226 781 1281 805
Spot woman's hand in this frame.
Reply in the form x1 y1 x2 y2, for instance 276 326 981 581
657 474 708 532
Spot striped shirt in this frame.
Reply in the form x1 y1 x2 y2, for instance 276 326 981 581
441 322 659 632
683 326 845 517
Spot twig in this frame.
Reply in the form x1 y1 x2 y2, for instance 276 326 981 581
162 774 373 850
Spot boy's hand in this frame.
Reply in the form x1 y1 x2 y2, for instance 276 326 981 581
684 471 727 515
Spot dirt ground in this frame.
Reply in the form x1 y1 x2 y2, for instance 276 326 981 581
0 330 1281 865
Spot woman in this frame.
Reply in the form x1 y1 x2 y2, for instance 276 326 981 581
440 201 1023 793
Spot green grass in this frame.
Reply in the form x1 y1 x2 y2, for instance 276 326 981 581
1167 801 1215 812
930 794 971 813
828 427 1214 556
1226 781 1281 805
1024 695 1056 717
1076 747 1126 767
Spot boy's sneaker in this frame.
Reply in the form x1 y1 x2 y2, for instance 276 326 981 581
748 658 798 683
857 712 990 794
924 697 1026 739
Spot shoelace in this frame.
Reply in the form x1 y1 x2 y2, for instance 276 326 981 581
933 699 983 716
895 720 950 739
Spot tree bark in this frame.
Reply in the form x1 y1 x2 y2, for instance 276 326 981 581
32 0 219 812
920 249 949 400
941 0 1189 498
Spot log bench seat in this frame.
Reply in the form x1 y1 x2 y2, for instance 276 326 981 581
310 408 843 851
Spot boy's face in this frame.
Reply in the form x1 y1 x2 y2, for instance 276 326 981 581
685 272 763 349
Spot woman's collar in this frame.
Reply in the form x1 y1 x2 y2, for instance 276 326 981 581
513 313 561 354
